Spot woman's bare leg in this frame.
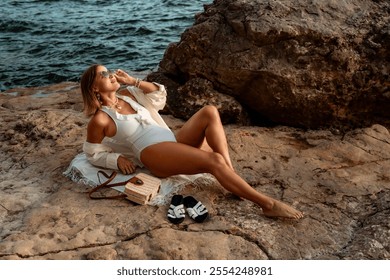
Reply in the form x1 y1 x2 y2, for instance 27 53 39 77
141 142 303 219
175 105 235 170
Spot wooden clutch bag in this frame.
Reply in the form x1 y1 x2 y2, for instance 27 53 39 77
124 173 161 205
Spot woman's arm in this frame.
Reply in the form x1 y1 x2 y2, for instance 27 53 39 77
86 112 107 144
84 113 137 174
114 69 158 94
115 68 170 129
84 112 120 169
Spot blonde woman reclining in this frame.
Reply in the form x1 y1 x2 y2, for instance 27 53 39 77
80 64 304 219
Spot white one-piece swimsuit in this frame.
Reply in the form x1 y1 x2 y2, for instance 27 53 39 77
101 95 176 163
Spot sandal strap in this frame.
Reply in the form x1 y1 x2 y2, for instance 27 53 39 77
167 204 185 219
187 201 208 218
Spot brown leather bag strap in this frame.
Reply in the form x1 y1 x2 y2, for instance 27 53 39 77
88 171 129 200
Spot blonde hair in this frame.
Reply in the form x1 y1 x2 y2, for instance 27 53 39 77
80 64 101 116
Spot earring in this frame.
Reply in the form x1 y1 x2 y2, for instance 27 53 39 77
95 92 102 104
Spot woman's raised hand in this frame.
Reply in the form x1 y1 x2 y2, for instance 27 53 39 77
114 69 136 85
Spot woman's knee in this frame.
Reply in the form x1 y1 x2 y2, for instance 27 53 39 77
200 105 220 121
206 152 228 173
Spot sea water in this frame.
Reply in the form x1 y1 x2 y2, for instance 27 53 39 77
0 0 211 91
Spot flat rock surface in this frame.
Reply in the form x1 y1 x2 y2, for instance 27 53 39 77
0 82 389 259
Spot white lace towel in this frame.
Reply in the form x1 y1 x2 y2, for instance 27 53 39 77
63 153 210 206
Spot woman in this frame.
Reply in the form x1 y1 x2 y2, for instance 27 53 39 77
80 64 304 219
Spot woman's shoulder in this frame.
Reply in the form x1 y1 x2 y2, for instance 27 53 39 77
89 110 111 127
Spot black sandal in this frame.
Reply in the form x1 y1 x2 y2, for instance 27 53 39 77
167 195 185 224
183 196 208 223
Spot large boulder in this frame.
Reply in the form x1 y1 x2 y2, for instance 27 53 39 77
149 0 390 128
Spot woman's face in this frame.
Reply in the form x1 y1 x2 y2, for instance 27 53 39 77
93 65 120 94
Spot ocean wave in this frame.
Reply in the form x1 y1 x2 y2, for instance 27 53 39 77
0 19 38 33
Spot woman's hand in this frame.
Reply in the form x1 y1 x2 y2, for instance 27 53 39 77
114 69 136 85
115 68 159 93
117 155 137 175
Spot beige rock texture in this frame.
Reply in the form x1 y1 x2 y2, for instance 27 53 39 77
0 82 389 260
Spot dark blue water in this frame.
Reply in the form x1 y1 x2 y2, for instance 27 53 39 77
0 0 211 91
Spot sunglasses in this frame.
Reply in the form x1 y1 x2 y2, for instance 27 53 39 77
99 70 115 78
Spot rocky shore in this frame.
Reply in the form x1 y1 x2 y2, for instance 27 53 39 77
0 82 389 259
152 0 389 128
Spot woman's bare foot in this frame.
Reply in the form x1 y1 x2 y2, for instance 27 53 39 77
262 200 304 219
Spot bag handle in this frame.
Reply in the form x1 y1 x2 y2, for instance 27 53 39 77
88 171 130 199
